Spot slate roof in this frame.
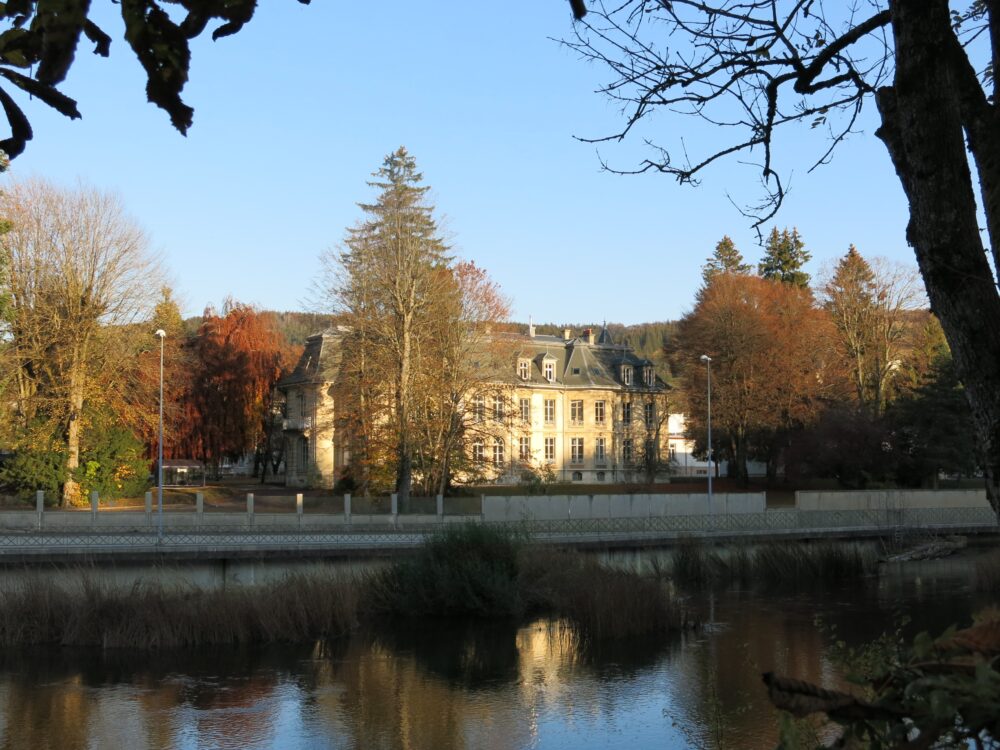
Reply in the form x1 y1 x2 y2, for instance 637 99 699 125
279 325 666 393
278 326 348 388
507 332 666 391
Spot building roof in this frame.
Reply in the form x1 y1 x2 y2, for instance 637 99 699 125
278 326 348 388
278 326 667 393
508 331 666 391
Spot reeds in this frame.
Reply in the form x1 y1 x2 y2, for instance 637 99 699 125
669 539 877 591
366 524 685 638
975 549 1000 592
0 573 360 648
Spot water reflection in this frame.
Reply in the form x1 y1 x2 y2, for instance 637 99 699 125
0 551 996 750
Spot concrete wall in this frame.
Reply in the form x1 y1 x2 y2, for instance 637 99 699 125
481 493 765 522
795 489 990 511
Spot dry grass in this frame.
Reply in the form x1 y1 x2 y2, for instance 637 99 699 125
975 549 1000 592
0 573 360 648
670 539 877 591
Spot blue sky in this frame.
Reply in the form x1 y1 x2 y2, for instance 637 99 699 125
9 2 914 325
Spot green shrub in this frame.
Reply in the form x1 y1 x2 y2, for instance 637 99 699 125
0 448 66 501
76 425 150 500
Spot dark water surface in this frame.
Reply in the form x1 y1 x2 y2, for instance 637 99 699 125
0 550 995 750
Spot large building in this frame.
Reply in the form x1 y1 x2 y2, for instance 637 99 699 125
277 324 715 489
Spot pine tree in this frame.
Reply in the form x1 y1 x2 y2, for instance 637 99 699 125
702 235 752 284
337 147 450 502
758 227 811 287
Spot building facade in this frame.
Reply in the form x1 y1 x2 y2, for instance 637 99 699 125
278 324 717 489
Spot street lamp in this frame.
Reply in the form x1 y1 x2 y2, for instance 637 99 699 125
155 329 166 541
700 354 713 504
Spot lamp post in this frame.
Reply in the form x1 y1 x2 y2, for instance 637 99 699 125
700 354 713 504
155 329 166 541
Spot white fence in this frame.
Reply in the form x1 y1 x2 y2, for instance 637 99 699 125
795 489 990 511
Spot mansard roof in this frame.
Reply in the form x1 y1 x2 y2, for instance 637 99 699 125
507 332 666 390
277 326 348 388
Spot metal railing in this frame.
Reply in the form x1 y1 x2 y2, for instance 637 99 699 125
0 506 994 557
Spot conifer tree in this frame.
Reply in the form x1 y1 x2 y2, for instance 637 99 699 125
701 235 752 284
337 147 451 502
758 227 811 288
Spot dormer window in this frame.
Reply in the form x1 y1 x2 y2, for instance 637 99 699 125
622 365 633 385
643 367 654 386
544 361 555 381
517 359 530 380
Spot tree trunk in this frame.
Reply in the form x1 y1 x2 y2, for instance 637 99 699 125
876 0 1000 516
62 360 84 507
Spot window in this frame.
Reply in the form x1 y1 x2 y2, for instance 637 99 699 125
519 436 530 461
571 437 584 464
594 400 605 424
572 367 580 375
570 400 583 424
622 365 633 385
544 361 555 381
544 399 555 424
544 437 555 462
596 471 606 482
297 392 306 418
669 445 677 461
623 438 633 463
572 471 583 482
473 439 485 463
300 438 309 467
644 402 655 427
622 402 632 423
519 397 530 422
493 397 504 421
472 395 485 422
643 367 655 386
517 359 530 380
595 437 606 463
493 438 505 467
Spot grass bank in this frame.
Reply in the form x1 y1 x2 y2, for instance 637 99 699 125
669 539 878 591
0 574 360 648
365 524 685 640
0 525 684 648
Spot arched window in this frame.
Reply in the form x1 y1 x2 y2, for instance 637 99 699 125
493 438 505 467
572 471 583 481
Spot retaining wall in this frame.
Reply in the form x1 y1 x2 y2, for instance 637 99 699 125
795 489 990 511
480 493 765 522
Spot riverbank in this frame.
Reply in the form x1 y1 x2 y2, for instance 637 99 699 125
0 528 905 649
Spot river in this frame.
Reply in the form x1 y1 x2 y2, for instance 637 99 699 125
0 548 995 750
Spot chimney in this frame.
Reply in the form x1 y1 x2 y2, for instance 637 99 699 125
563 328 572 340
583 328 595 345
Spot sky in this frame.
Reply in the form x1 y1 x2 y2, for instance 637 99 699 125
9 2 915 326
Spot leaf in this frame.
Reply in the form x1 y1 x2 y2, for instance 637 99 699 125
940 619 1000 656
0 67 80 118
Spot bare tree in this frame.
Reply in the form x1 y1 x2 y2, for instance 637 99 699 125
566 1 1000 512
1 179 161 504
821 248 925 417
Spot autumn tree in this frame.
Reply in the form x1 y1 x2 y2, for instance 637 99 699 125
758 228 811 288
413 261 512 496
701 235 752 285
0 179 161 504
676 273 832 483
566 0 1000 513
122 287 197 461
822 247 924 416
183 300 293 472
328 147 451 502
